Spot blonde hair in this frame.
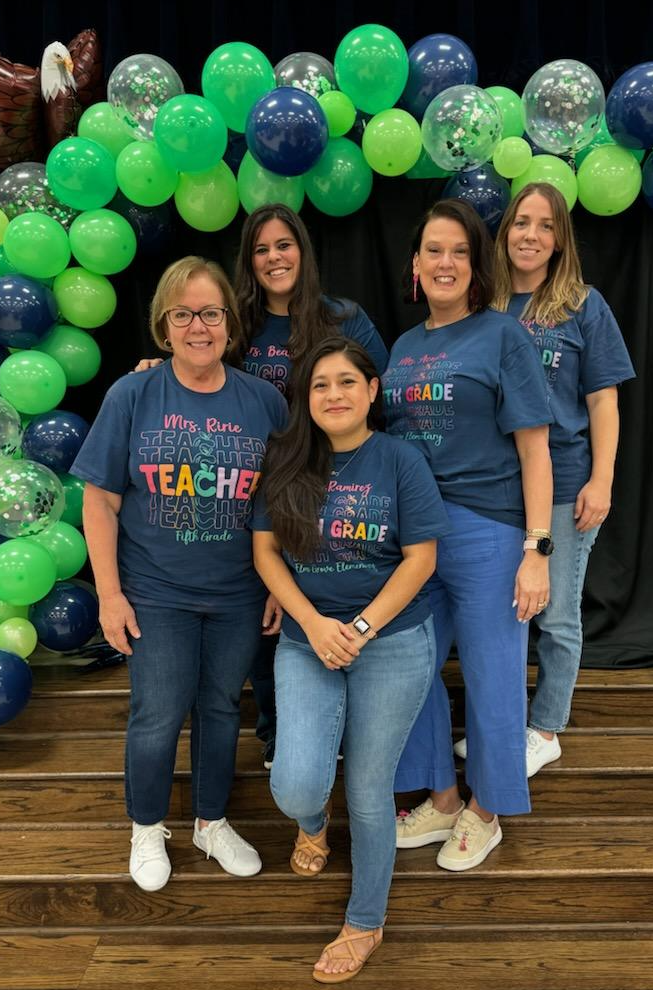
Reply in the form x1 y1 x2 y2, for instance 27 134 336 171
149 256 243 362
494 182 588 326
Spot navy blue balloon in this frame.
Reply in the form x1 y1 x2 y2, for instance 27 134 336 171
245 87 328 176
223 130 248 173
0 275 58 349
110 191 174 258
0 344 9 366
0 649 32 724
606 62 653 150
443 164 511 235
402 34 477 121
29 581 99 652
22 409 90 473
641 152 653 209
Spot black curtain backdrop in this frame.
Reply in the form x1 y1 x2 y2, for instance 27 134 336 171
1 2 651 665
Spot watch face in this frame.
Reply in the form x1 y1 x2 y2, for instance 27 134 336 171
354 618 370 634
537 537 554 556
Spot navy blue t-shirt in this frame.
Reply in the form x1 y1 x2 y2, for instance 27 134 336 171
243 296 389 394
508 287 635 502
252 431 450 641
382 310 552 527
71 362 287 611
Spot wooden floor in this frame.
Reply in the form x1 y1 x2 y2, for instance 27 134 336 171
1 658 652 989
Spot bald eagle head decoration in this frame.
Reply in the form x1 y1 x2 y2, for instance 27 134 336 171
40 42 77 102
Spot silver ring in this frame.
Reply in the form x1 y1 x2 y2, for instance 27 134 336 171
537 601 548 608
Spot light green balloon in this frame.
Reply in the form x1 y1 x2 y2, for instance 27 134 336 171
318 91 357 138
34 324 101 387
59 473 85 527
493 137 533 178
174 161 239 231
0 617 38 658
0 209 9 244
362 108 421 176
334 24 408 115
69 209 137 275
28 521 87 579
511 155 578 211
0 538 57 605
237 152 304 214
577 145 642 216
0 352 67 415
305 138 373 216
0 600 29 623
116 142 179 207
3 212 71 279
53 267 117 329
575 115 646 168
78 102 135 158
485 86 525 138
202 43 276 133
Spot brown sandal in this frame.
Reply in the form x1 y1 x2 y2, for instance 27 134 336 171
312 926 383 983
290 806 331 877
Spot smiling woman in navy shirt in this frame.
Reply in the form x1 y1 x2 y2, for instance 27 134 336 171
253 336 449 982
387 199 553 872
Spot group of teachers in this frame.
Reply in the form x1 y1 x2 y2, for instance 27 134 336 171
70 187 634 984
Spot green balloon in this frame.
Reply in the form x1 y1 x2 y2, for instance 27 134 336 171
334 24 409 115
575 115 646 168
362 108 421 176
0 617 37 658
34 324 101 387
0 600 29 622
174 161 239 231
154 94 228 173
406 148 453 179
59 473 85 527
202 42 276 133
318 91 357 138
577 145 642 216
46 137 118 211
0 209 8 244
493 137 533 178
29 521 87 579
237 152 304 214
69 209 137 275
0 352 67 415
485 86 525 138
511 155 578 211
0 538 57 605
53 267 117 329
0 246 18 276
3 212 71 279
78 102 134 159
116 142 179 207
305 138 373 217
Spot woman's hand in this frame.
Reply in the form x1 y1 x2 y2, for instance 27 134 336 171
132 357 164 373
303 614 361 669
513 553 550 623
262 593 283 635
98 592 141 655
574 478 611 532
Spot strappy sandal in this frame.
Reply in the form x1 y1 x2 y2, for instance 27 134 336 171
312 926 383 983
290 809 331 877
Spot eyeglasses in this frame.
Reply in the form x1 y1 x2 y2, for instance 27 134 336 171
165 306 229 328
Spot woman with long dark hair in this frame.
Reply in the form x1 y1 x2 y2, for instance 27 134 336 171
252 336 449 982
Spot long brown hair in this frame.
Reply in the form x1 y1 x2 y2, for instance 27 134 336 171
493 182 588 325
232 203 348 367
261 336 383 561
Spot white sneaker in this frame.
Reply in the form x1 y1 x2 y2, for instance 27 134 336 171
396 798 465 848
436 809 502 872
129 821 172 891
453 738 467 759
526 728 562 777
193 817 262 877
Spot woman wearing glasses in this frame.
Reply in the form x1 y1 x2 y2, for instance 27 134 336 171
71 256 287 893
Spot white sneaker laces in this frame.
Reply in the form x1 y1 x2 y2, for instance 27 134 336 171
131 823 171 859
200 819 243 860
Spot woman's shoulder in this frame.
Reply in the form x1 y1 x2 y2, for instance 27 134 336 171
105 363 166 402
372 431 430 467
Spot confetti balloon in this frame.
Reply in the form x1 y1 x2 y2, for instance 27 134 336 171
0 162 78 229
0 396 22 456
0 458 65 538
108 53 185 141
274 52 336 99
522 59 605 156
422 85 503 171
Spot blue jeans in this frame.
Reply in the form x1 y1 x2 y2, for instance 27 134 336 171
249 633 277 744
529 502 600 733
125 603 264 825
271 618 436 930
395 502 530 816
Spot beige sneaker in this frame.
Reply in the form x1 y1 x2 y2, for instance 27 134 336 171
436 808 502 871
396 798 465 848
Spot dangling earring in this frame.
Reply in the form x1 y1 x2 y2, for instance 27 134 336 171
412 273 419 303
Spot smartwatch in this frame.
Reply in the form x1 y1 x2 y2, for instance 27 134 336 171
352 614 376 638
523 537 555 556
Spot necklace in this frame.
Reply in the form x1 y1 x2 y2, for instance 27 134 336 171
330 433 373 477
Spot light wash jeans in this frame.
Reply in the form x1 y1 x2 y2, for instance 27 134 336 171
270 618 436 930
529 502 600 733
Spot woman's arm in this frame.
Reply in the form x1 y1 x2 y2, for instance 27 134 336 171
513 425 553 623
575 386 619 532
83 482 141 655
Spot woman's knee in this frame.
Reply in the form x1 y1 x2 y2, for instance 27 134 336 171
270 767 327 821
